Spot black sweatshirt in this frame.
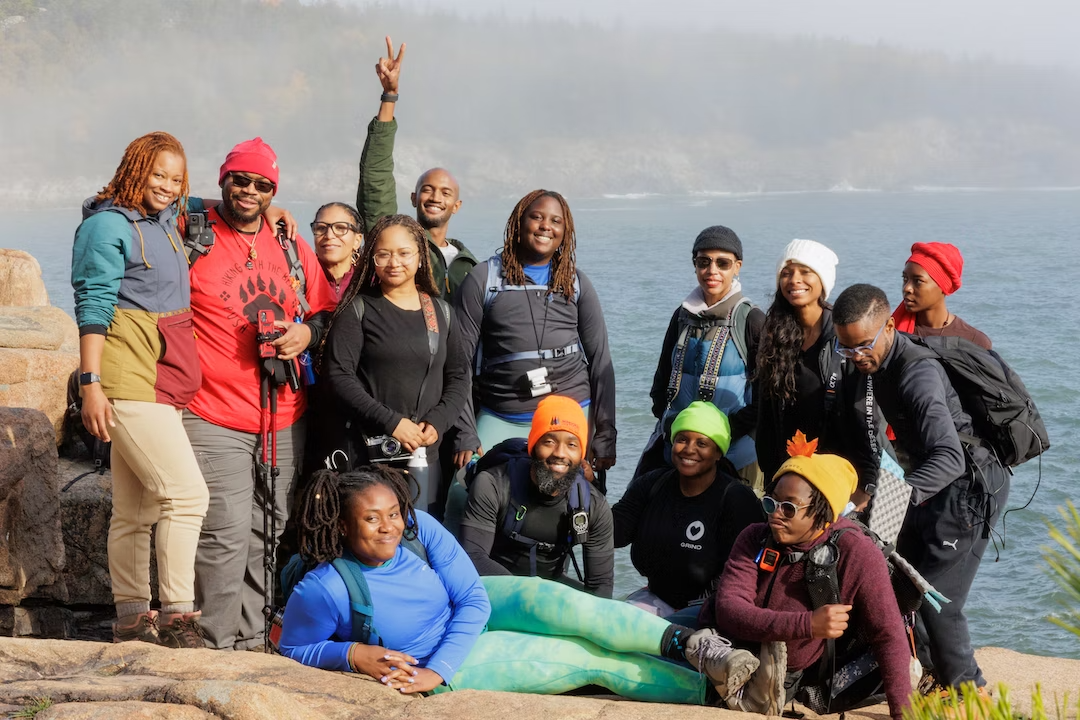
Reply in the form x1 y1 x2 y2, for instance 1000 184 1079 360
459 462 615 598
323 293 470 441
612 467 762 609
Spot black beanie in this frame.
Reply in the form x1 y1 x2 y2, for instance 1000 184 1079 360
692 225 743 261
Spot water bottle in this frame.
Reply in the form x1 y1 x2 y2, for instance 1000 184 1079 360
407 447 430 512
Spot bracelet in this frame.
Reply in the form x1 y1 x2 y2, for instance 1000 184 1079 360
347 642 358 672
381 93 399 103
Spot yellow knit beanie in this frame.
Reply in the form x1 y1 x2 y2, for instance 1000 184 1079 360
773 431 858 522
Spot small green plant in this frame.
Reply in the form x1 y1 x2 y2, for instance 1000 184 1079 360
9 695 53 719
903 683 1079 720
1042 501 1080 639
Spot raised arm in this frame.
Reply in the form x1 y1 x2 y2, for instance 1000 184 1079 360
356 36 405 233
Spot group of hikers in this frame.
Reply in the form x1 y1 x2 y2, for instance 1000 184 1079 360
70 37 1041 720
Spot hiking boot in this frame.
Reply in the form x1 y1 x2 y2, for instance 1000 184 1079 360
157 611 206 649
113 610 160 644
685 629 760 701
728 640 787 715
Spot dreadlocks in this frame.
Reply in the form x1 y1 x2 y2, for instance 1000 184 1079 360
296 465 419 566
764 476 835 532
96 132 189 216
319 213 437 367
500 189 578 301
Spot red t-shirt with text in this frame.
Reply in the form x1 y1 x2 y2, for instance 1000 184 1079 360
188 208 336 432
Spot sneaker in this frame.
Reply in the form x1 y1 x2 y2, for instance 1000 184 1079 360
685 629 760 701
113 610 160 644
729 640 787 715
157 611 206 649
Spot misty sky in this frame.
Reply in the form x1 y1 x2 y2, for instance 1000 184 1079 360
343 0 1080 69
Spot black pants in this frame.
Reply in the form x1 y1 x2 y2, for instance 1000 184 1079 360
895 457 1010 689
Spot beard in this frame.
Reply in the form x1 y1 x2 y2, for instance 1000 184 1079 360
416 208 449 230
532 457 582 496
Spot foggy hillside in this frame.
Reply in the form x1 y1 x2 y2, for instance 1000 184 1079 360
2 0 1079 208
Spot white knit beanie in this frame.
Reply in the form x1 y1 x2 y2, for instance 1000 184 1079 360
776 239 840 301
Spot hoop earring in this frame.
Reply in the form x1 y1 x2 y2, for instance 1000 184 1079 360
351 249 361 266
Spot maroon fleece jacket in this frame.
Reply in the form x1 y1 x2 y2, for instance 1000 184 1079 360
703 519 912 720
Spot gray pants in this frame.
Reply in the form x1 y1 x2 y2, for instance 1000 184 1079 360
184 411 305 650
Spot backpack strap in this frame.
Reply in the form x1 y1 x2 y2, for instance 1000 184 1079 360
275 222 311 315
728 298 753 365
501 458 541 576
567 472 591 545
331 555 378 645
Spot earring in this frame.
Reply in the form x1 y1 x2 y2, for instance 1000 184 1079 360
351 249 361 266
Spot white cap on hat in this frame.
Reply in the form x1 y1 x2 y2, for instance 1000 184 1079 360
776 239 840 301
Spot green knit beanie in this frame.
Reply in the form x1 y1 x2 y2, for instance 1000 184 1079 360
670 401 731 455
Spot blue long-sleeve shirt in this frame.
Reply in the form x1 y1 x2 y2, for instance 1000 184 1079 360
278 511 491 682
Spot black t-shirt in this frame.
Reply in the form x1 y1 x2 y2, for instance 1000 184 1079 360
612 467 763 610
459 461 615 597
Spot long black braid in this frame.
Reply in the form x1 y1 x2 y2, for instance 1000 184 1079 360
296 465 419 565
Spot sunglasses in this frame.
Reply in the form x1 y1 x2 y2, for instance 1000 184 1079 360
834 320 888 359
761 495 812 519
693 256 736 271
226 173 276 194
311 221 358 238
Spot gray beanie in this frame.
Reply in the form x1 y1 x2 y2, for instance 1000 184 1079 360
692 225 743 260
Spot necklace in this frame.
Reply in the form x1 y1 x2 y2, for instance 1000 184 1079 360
231 218 262 269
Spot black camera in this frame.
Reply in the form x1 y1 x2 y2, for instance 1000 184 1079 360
364 434 411 463
184 211 216 260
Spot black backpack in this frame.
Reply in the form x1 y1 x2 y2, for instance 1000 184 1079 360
910 335 1049 467
61 370 111 470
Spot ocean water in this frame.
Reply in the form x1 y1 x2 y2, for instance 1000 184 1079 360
3 188 1077 659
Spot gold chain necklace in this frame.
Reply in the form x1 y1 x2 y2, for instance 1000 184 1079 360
230 217 262 269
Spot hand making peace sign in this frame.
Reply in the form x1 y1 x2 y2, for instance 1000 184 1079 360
376 35 406 94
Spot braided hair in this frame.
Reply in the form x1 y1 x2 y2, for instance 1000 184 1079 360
296 465 419 565
318 214 438 368
500 189 578 301
756 288 830 404
96 132 189 216
764 475 835 532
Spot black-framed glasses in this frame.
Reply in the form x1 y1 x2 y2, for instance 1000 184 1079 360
761 495 812 519
310 221 358 238
693 256 736 271
834 320 888 359
226 173 275 194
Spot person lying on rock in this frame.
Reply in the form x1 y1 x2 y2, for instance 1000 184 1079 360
700 432 913 719
275 465 757 704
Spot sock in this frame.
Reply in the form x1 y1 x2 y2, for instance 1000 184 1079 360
661 623 695 661
115 601 151 623
160 602 195 617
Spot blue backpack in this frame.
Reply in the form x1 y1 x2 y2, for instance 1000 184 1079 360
270 534 429 649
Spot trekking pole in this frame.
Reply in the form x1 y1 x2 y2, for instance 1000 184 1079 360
256 309 283 653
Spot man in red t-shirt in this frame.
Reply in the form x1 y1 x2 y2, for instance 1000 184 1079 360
184 138 336 650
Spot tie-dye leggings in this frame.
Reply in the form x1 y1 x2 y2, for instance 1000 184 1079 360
432 575 707 704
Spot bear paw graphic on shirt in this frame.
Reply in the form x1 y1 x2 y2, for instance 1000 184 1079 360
237 273 288 324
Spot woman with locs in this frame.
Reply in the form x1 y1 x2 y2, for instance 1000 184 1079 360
321 213 470 514
614 401 762 619
71 132 208 647
277 464 759 705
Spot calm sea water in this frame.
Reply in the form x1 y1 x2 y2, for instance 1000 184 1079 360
3 189 1077 659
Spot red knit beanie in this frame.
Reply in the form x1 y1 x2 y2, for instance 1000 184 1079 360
218 137 279 193
907 242 963 295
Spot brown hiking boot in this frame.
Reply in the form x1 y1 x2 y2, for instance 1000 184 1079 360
113 610 160 644
728 640 787 715
157 611 206 649
685 628 760 702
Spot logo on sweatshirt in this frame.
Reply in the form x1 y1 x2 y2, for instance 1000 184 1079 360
681 520 706 550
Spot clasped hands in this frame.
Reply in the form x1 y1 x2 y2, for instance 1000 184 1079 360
349 644 443 694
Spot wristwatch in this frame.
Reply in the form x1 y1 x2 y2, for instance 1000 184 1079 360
79 372 102 386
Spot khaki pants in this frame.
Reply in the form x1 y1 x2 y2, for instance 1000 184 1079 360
108 400 209 606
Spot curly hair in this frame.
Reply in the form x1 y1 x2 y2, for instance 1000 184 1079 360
764 475 834 532
296 465 419 565
319 214 438 366
756 288 830 404
500 189 578 301
96 132 189 216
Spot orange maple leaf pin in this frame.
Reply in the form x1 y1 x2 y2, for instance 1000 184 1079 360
786 430 818 458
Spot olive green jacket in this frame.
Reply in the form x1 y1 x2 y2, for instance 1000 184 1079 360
356 117 478 298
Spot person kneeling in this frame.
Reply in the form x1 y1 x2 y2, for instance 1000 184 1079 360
458 395 614 597
702 432 913 720
277 465 758 704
